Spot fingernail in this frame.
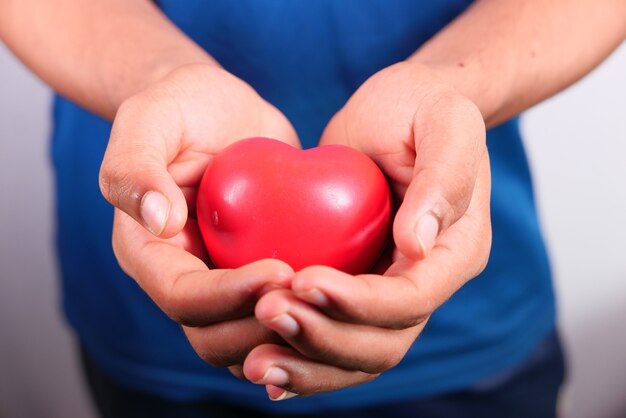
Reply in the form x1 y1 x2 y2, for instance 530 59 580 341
267 386 298 401
141 191 170 236
267 313 300 337
259 367 289 386
296 288 330 307
415 213 440 256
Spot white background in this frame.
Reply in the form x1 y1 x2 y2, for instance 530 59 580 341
1 41 625 418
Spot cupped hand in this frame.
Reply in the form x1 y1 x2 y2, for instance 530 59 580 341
241 62 492 399
99 63 300 368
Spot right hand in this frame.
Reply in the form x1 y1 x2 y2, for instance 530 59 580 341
99 63 300 370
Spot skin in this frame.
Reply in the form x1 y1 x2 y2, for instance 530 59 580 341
2 0 626 402
105 64 301 370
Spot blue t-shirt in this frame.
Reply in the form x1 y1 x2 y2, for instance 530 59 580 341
51 0 555 413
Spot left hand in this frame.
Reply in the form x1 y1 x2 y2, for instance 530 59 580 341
241 62 493 400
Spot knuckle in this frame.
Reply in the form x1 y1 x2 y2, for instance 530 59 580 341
390 277 432 330
361 349 405 374
303 339 336 364
392 313 429 330
158 284 186 324
202 353 235 369
427 168 473 230
437 187 461 229
369 333 417 374
162 295 197 327
183 327 243 368
161 283 208 328
228 365 245 380
433 90 484 133
97 166 112 202
473 233 493 277
110 229 127 273
177 316 205 328
381 352 404 371
193 343 238 368
166 309 191 327
475 256 489 277
117 94 147 118
109 217 139 280
99 160 139 210
416 166 472 230
361 360 389 375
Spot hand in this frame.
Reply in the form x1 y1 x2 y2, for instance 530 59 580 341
99 63 300 369
241 62 492 399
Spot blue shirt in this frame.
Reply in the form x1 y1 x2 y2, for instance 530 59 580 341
51 0 555 413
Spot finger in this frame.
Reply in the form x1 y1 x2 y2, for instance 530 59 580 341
99 93 189 238
228 365 246 380
243 344 378 398
112 209 294 326
180 186 199 219
394 93 486 259
183 317 283 368
292 155 491 328
161 216 208 262
255 290 421 373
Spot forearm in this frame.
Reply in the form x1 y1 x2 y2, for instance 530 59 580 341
411 0 626 127
0 0 216 119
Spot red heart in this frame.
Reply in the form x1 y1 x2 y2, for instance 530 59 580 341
197 137 392 274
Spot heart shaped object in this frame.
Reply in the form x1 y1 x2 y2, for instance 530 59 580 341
197 137 392 274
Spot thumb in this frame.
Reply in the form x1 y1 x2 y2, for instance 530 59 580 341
99 98 188 238
394 97 486 260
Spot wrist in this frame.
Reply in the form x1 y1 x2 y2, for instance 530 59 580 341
103 53 218 118
405 57 512 128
